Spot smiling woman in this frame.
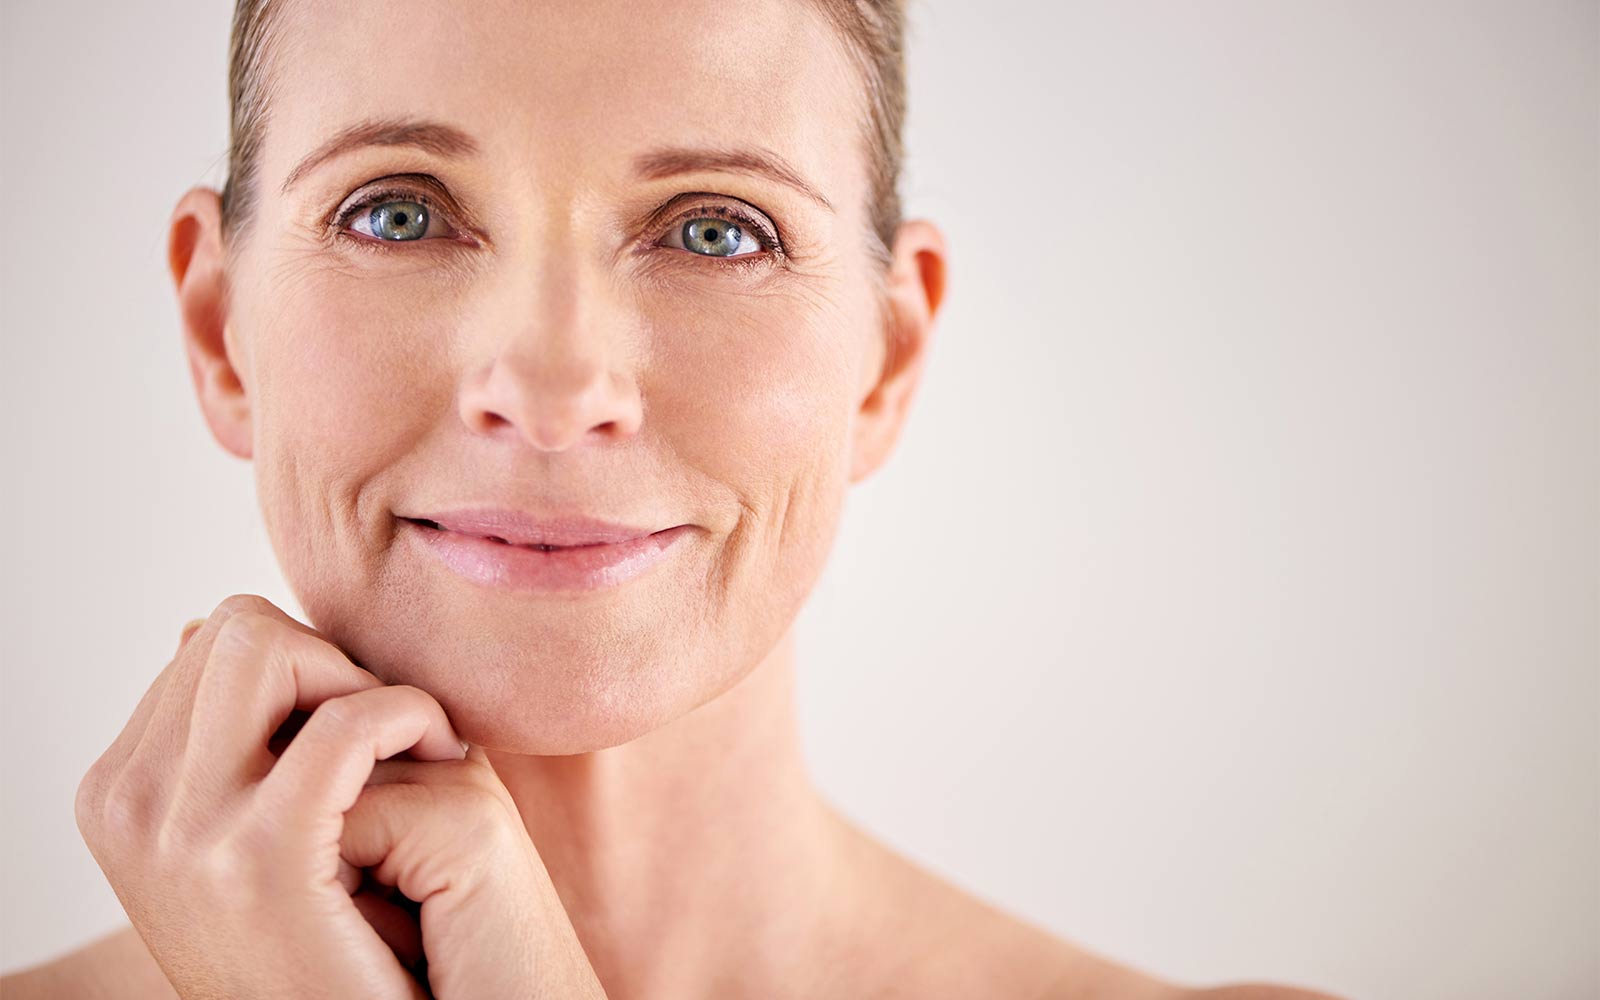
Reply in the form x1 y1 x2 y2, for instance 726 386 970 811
0 1 1353 998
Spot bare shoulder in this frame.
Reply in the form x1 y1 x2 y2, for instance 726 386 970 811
0 924 179 1000
1177 985 1351 1000
1010 936 1350 1000
1001 935 1352 1000
825 811 1180 999
985 921 1351 1000
824 808 1346 1000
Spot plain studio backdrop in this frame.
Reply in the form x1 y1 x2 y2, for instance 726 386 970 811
2 2 1595 998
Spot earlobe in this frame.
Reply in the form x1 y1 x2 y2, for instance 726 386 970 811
848 218 949 484
169 186 252 460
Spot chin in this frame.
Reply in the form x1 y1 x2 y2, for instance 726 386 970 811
278 517 805 755
305 597 722 755
440 699 671 755
434 648 697 755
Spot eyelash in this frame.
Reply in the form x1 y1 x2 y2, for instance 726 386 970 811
329 183 787 273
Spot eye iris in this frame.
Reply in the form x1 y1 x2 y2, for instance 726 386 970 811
682 218 744 257
369 200 430 241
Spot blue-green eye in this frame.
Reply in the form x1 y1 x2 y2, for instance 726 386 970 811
661 209 773 258
682 218 748 256
355 199 436 241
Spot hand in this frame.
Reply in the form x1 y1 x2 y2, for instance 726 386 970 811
74 594 469 999
342 746 610 999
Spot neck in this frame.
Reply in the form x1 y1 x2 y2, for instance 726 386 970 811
483 626 849 998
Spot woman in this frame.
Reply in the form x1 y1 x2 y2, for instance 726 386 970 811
4 1 1345 997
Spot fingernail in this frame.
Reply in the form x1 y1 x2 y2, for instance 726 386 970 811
459 739 471 756
180 618 206 643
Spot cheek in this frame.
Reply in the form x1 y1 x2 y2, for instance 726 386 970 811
641 279 860 623
250 273 452 586
258 275 449 467
645 280 858 481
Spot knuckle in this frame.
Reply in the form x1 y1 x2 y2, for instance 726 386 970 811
194 824 262 893
209 609 277 659
451 783 519 839
310 694 369 742
191 839 238 892
388 683 440 710
152 809 200 861
100 769 160 843
459 757 509 795
214 593 278 619
461 783 506 817
73 762 106 839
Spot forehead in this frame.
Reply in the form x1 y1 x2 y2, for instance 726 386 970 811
259 0 866 206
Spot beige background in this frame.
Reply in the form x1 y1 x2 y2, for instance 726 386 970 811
2 2 1596 998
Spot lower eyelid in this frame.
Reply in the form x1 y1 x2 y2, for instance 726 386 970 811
657 248 781 280
333 230 472 257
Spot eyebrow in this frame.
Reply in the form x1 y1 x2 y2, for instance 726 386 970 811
633 145 835 213
280 117 481 194
280 116 835 213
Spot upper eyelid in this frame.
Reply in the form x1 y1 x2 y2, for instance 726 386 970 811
331 180 451 227
655 200 781 253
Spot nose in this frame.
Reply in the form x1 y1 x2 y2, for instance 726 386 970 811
457 256 644 452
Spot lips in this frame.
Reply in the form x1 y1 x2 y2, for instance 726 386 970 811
402 519 594 552
399 508 667 548
398 512 693 592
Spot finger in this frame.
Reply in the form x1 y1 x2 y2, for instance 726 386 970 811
350 889 425 974
364 752 486 790
339 780 473 908
254 684 468 843
343 764 537 906
93 654 181 772
136 594 328 768
360 748 520 827
337 855 363 895
178 618 206 651
85 614 224 782
182 611 394 800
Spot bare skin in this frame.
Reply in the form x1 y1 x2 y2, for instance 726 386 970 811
3 0 1350 997
3 918 1343 1000
3 612 1346 1000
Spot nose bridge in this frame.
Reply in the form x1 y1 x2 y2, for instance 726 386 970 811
459 205 643 452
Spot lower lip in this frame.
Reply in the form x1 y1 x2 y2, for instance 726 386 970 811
401 519 692 593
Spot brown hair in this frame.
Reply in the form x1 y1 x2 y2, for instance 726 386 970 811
219 1 908 268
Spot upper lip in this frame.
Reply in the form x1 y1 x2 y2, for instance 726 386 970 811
400 508 671 547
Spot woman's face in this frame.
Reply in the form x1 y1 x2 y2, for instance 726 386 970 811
181 0 939 753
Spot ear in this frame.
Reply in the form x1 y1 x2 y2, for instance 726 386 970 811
169 185 252 460
849 218 948 484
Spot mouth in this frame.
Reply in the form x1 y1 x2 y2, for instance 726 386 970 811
399 518 609 552
397 515 693 593
397 507 675 548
